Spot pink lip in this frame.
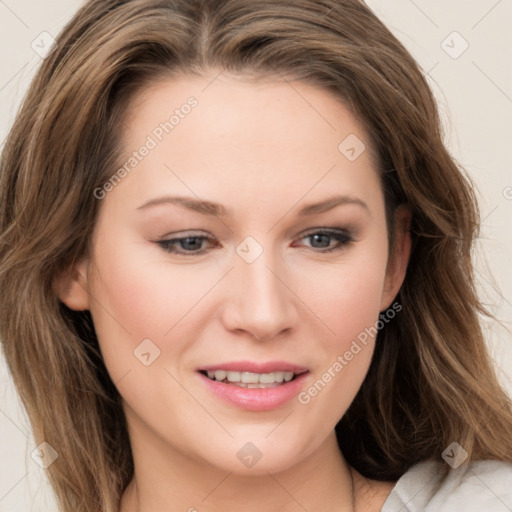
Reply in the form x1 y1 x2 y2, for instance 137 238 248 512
197 360 308 373
197 362 309 411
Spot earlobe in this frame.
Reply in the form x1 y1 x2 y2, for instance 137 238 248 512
380 205 412 311
53 258 91 311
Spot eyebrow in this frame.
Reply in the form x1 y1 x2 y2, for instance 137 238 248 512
136 194 369 217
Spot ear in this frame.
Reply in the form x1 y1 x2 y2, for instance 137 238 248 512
53 258 91 311
380 204 412 311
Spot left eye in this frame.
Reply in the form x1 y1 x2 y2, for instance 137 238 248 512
295 229 354 252
156 228 354 255
156 235 216 254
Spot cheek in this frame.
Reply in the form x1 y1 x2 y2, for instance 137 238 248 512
86 235 224 374
297 247 388 348
292 242 388 403
294 259 387 429
91 256 202 335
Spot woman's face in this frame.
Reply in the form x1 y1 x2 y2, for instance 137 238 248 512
61 71 410 475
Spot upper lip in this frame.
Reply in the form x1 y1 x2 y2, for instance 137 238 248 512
197 360 309 374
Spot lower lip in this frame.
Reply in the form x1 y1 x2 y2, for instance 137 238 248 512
198 372 309 411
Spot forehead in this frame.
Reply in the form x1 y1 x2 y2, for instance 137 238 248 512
110 71 383 217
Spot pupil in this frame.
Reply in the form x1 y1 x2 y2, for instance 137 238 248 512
311 234 330 248
182 237 202 250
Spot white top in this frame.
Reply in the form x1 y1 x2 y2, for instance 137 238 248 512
380 458 512 511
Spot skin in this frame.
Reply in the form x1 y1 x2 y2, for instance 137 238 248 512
57 70 411 511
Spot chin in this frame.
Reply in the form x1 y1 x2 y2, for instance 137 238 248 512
197 432 316 476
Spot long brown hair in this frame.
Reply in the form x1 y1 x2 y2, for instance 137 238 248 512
1 0 511 510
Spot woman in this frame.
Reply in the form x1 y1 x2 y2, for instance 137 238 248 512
1 0 511 511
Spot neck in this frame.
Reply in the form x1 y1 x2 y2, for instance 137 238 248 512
120 430 359 512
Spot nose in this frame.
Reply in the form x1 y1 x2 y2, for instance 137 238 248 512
220 245 299 342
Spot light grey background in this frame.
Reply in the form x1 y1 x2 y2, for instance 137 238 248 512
1 1 511 510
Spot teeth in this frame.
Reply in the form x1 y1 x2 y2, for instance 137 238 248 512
241 372 259 384
204 370 303 385
227 371 241 382
214 370 227 381
259 373 275 384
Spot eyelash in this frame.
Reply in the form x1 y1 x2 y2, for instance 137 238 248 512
155 228 354 256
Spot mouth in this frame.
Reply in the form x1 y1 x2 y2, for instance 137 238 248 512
198 369 308 388
196 361 310 411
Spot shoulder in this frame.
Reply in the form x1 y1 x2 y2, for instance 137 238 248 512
380 458 512 512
